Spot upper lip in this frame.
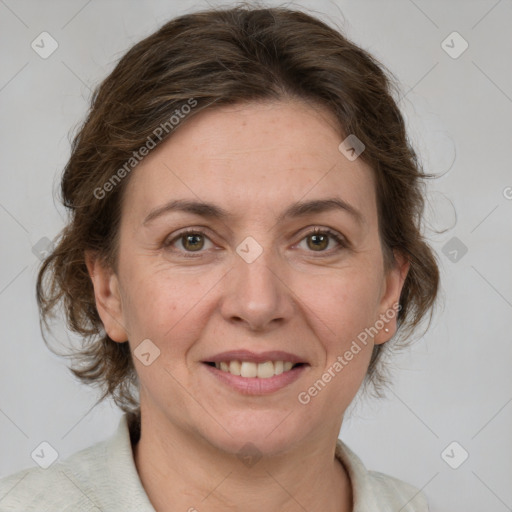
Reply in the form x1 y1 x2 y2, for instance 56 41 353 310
204 350 308 364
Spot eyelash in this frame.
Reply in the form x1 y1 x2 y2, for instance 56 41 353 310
163 227 347 258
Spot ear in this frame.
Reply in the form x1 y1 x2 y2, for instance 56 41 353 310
373 249 410 345
85 250 129 343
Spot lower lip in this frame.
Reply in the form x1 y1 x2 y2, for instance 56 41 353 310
202 363 308 395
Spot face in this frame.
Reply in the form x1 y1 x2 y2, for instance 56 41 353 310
87 99 409 456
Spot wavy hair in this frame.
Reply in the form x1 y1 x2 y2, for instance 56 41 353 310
37 4 440 418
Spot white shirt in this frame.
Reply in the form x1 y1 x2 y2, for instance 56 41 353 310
0 413 429 511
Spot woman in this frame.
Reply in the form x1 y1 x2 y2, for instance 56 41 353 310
0 4 439 511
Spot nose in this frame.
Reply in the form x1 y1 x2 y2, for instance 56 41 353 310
219 247 295 332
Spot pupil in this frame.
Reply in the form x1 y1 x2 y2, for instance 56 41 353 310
309 234 327 251
184 234 203 251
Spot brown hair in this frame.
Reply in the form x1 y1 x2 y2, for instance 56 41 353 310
37 3 440 417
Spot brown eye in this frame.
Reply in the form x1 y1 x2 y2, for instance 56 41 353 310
164 229 215 257
307 233 329 251
297 228 346 254
181 233 205 251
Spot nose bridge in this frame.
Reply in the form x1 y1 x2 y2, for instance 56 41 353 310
221 237 292 329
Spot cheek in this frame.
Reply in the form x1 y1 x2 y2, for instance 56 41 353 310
120 261 223 353
297 267 382 342
298 274 378 399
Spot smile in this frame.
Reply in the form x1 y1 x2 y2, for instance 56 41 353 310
202 361 308 395
207 360 303 378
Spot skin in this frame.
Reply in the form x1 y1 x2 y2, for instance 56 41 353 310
86 99 409 512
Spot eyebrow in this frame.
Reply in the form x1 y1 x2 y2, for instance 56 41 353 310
142 197 364 226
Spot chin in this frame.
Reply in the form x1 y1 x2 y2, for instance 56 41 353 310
201 410 306 457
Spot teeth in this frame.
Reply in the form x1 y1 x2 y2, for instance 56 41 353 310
229 360 241 376
257 361 274 378
213 360 299 378
240 361 258 378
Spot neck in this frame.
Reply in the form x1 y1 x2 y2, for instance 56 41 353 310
131 411 353 512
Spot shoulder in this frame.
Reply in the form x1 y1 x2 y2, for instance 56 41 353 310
335 439 429 512
0 435 110 511
0 413 153 512
365 469 429 511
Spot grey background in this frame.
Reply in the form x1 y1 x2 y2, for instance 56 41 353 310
1 1 511 511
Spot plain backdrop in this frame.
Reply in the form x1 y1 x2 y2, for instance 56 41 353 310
1 1 511 511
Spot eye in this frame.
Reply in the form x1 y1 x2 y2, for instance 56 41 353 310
297 228 347 253
164 229 213 255
163 227 347 257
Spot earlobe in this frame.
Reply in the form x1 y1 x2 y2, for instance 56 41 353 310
374 250 410 345
85 250 129 342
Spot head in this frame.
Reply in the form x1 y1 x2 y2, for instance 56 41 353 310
37 5 439 452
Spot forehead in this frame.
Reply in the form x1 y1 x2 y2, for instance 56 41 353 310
121 100 377 227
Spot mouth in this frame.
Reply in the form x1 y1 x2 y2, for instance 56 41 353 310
203 360 306 379
201 349 310 394
202 360 308 395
